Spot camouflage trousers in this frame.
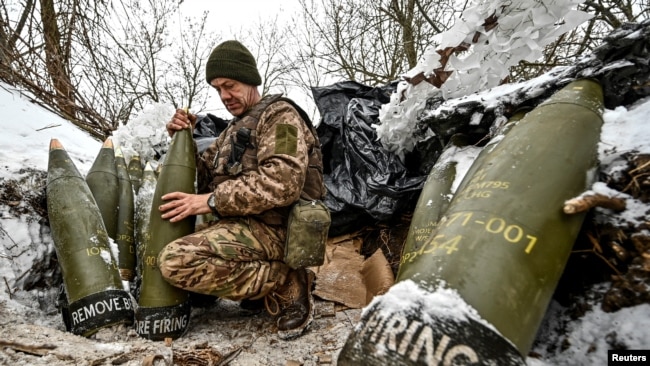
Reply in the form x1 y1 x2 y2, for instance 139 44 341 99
158 216 290 301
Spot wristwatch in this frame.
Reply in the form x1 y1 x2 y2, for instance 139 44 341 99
207 193 219 216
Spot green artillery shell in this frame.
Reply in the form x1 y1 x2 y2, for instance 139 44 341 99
47 139 133 337
128 154 144 195
396 135 474 280
136 128 196 340
398 112 528 275
339 79 604 365
86 138 119 239
134 162 156 291
115 148 136 281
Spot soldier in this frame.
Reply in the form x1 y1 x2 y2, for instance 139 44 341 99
158 40 326 339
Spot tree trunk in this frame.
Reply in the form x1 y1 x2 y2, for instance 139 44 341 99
390 0 418 69
39 0 75 119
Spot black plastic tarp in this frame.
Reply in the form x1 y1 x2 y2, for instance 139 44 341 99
193 113 229 153
313 81 426 235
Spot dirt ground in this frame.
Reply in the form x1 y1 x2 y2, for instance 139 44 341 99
0 294 362 365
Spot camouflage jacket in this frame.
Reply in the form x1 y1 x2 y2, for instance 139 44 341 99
197 94 325 226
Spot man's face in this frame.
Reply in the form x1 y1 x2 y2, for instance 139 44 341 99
210 77 257 117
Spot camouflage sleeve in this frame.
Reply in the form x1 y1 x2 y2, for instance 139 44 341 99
213 101 310 216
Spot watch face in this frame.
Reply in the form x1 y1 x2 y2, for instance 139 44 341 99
208 194 216 208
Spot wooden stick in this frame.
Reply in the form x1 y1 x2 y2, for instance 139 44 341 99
0 340 56 357
563 193 626 214
36 123 61 131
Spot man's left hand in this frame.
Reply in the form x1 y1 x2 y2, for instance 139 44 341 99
159 192 212 222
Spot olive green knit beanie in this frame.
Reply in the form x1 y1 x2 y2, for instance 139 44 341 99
205 40 262 86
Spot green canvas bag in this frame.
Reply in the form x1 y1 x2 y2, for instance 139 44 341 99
284 199 331 269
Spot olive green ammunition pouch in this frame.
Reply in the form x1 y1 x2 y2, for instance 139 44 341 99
284 199 330 269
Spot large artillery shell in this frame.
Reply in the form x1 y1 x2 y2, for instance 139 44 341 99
135 128 196 340
339 79 604 365
397 135 475 281
128 154 144 195
115 148 136 281
85 138 119 239
47 139 133 337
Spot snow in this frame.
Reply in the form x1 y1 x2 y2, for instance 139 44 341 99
376 0 594 157
111 103 174 166
0 85 100 179
539 301 650 365
600 101 650 168
370 280 496 331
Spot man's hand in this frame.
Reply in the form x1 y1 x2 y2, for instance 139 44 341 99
159 192 212 222
166 109 197 137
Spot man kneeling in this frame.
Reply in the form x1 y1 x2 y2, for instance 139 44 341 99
157 40 326 339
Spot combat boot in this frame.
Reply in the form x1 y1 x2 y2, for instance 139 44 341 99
264 267 315 339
